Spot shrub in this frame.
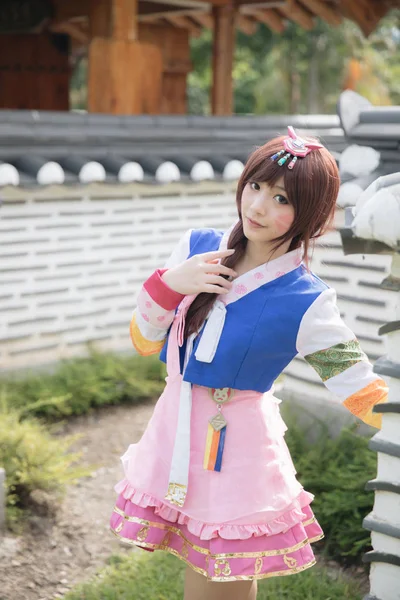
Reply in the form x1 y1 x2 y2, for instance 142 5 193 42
0 393 92 533
1 347 166 422
283 408 376 566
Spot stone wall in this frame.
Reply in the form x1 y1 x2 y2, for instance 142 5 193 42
0 182 394 429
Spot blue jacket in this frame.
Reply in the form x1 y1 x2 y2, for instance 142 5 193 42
159 228 328 393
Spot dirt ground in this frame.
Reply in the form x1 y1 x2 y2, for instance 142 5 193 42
0 398 369 600
0 400 157 600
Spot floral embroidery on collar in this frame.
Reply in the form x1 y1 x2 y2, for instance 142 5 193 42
218 223 303 306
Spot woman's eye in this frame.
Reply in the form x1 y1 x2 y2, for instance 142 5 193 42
274 194 289 205
250 182 260 191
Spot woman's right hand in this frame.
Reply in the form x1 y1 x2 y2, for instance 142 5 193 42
161 249 237 295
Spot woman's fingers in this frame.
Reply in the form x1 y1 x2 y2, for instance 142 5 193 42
204 263 237 278
201 248 235 261
204 284 230 294
205 274 232 290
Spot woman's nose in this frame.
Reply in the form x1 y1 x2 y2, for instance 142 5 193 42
251 192 268 214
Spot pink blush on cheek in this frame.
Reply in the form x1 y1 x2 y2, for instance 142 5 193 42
274 213 294 233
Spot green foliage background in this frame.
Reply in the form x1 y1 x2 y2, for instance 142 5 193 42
188 13 400 115
71 12 399 115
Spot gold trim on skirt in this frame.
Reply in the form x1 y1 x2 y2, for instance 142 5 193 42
110 504 324 582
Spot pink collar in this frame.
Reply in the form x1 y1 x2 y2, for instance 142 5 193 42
219 222 303 306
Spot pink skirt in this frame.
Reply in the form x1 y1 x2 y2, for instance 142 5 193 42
110 493 324 581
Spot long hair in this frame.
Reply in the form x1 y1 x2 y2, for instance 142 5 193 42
184 134 340 338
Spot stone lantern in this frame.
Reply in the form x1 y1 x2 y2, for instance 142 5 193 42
340 173 400 600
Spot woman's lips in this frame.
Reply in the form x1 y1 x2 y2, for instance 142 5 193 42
247 217 264 228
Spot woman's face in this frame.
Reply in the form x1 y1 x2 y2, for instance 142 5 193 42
241 176 295 244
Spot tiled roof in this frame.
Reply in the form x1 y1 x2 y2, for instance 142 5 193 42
0 93 398 189
0 111 345 187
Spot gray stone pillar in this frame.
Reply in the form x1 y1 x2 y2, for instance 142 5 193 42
362 254 400 600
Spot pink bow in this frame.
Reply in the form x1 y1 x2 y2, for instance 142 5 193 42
283 125 323 157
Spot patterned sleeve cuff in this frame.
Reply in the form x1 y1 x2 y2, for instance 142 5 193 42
343 378 388 429
143 268 185 311
129 312 166 356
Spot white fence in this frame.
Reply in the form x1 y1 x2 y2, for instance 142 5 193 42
0 182 237 370
0 183 394 418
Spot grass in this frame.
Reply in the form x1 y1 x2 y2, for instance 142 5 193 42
64 549 362 600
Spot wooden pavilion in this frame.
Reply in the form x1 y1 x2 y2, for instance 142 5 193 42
0 0 398 115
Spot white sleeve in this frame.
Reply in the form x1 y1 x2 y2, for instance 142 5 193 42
296 287 388 428
163 229 193 269
129 229 192 355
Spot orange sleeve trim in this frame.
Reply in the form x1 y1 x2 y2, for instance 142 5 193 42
129 313 165 356
343 378 388 429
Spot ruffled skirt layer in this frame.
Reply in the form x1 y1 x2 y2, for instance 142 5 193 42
110 492 324 581
110 379 324 580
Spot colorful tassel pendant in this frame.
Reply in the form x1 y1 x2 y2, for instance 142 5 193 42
203 387 233 472
203 418 227 472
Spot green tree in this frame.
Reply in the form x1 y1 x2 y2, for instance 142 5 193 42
188 10 400 115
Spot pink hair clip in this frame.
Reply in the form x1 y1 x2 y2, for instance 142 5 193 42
271 126 323 169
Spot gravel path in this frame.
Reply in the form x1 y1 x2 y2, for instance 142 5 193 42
0 400 156 600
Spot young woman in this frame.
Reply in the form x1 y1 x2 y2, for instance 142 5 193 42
110 127 388 600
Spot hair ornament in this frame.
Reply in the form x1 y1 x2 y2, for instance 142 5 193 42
278 152 291 166
271 149 285 161
271 125 323 169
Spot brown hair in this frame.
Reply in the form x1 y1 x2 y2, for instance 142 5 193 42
184 134 340 338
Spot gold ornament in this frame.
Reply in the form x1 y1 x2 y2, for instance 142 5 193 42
209 411 227 432
136 526 149 542
283 554 298 569
214 558 232 577
209 387 233 404
181 541 189 558
254 557 263 574
115 521 124 533
161 531 172 547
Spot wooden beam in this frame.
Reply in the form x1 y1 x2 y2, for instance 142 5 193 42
163 14 203 35
139 8 204 22
211 3 236 115
53 0 89 22
191 13 214 29
139 2 197 16
89 0 111 37
88 37 163 113
50 21 89 45
113 0 138 39
89 0 138 39
278 0 315 29
236 0 288 6
339 0 392 37
298 0 342 26
246 8 285 32
203 0 231 4
236 14 258 34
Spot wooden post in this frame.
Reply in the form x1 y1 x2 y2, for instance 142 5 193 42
88 0 162 114
112 0 138 40
139 23 192 114
89 0 137 39
211 2 236 116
